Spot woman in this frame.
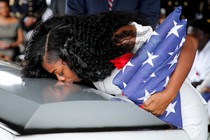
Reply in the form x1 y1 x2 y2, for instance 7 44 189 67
0 0 24 61
21 11 208 140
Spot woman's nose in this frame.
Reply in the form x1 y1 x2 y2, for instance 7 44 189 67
56 75 65 82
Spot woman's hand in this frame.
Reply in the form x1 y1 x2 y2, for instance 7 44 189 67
0 41 10 49
112 25 136 49
142 35 198 116
112 26 197 117
142 90 175 116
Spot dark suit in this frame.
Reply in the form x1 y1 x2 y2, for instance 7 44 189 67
66 0 160 29
50 0 66 16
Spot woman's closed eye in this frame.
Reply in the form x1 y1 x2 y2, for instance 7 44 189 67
59 71 63 76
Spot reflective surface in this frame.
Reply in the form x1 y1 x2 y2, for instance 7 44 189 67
0 60 170 135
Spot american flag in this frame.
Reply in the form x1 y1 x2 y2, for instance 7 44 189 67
113 6 187 128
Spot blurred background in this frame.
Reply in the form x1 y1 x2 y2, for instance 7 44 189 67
0 0 210 63
160 0 210 23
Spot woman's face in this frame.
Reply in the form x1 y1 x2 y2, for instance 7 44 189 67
42 58 81 83
0 2 9 17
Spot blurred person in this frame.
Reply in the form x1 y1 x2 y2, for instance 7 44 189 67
9 0 47 41
195 0 209 20
187 19 210 88
160 0 202 20
0 0 24 61
66 0 160 30
158 8 166 25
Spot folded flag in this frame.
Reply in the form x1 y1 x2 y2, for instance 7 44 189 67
113 6 187 128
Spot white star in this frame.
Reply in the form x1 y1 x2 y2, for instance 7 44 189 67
165 101 177 117
175 45 180 51
168 52 173 56
166 21 183 38
150 72 156 77
147 31 159 42
168 54 179 69
122 61 134 73
168 46 179 56
163 76 170 87
179 37 186 47
138 89 156 102
142 51 158 67
123 82 127 88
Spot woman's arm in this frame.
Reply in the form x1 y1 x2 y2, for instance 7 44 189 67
10 28 24 48
143 35 198 116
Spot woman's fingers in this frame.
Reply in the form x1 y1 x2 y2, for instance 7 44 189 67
142 94 168 116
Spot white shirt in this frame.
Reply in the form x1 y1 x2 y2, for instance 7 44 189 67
196 72 210 92
188 40 210 82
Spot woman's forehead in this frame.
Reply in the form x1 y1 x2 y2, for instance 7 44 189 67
42 58 63 73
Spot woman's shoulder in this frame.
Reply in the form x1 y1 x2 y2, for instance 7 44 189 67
0 16 19 25
9 17 19 23
0 17 19 27
185 35 199 51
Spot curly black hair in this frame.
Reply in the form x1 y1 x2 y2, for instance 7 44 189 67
21 11 147 82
